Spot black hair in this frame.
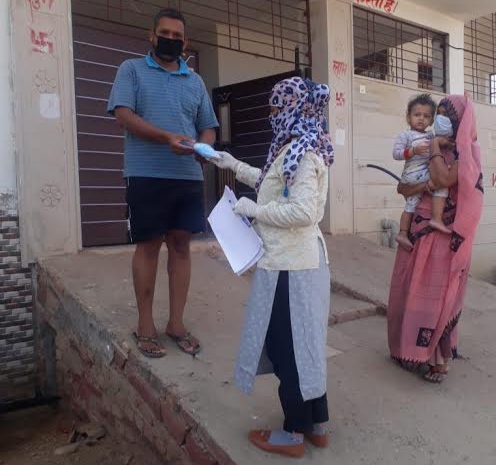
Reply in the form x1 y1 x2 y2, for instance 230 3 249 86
407 93 437 117
153 8 186 30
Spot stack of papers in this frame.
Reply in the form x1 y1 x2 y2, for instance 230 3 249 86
208 187 264 275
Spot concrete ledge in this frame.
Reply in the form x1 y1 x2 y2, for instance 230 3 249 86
35 263 236 465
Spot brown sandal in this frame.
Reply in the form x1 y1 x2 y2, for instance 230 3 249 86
133 332 166 358
166 332 201 356
423 367 448 383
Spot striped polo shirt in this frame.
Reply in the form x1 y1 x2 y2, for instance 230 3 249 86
108 53 218 180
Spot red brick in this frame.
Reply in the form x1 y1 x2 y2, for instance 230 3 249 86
115 420 139 445
69 397 89 422
127 372 161 421
184 432 217 465
98 406 115 428
110 401 124 421
179 402 201 431
133 396 159 434
151 434 169 457
121 413 139 434
65 345 85 375
197 427 236 465
133 411 145 434
160 396 189 445
71 371 82 385
143 421 160 453
69 338 94 367
166 440 187 463
111 342 128 370
86 392 103 422
126 352 152 382
77 376 103 402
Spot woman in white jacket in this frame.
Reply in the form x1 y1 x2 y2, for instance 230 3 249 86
212 77 334 458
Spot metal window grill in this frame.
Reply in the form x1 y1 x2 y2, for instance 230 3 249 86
465 14 496 105
71 0 311 67
353 7 447 93
491 73 496 104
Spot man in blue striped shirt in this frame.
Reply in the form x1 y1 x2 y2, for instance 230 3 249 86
108 8 218 358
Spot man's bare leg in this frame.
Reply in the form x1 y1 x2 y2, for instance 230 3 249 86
133 236 166 355
165 230 200 353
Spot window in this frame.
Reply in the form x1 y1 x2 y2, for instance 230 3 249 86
491 73 496 105
353 7 448 92
355 50 388 80
418 62 433 90
465 14 496 105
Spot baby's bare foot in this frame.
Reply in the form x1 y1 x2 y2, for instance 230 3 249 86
429 220 451 234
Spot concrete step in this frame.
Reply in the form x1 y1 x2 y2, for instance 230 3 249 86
204 241 380 326
329 291 378 326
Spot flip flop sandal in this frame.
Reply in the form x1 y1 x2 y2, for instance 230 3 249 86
133 332 166 358
423 367 447 383
166 332 201 356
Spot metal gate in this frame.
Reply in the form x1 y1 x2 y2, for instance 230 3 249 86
72 0 311 69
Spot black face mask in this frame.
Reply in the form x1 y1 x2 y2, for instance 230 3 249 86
153 35 184 62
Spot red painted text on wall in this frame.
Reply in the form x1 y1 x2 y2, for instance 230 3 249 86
30 28 54 55
336 92 346 107
332 61 348 78
354 0 398 14
28 0 55 11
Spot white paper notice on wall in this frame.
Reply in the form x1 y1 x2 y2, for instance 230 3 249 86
335 129 346 147
39 93 60 119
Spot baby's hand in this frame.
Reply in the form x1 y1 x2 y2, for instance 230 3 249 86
414 140 431 156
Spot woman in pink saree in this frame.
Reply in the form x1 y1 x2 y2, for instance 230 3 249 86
388 95 484 383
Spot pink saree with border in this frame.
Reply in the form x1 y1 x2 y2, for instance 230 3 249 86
388 95 484 365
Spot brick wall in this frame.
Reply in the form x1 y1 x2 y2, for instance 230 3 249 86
0 213 35 403
36 264 236 465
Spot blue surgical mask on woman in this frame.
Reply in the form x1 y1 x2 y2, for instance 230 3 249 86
433 114 453 137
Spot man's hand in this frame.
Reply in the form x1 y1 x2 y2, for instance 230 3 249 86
167 133 196 155
195 155 208 165
114 107 197 155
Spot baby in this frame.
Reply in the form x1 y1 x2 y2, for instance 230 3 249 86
393 94 453 251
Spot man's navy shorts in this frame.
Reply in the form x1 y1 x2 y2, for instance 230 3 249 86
126 177 205 243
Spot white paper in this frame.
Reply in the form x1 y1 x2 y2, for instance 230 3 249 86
208 187 264 275
39 93 60 119
335 129 346 147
